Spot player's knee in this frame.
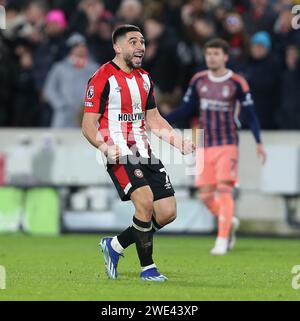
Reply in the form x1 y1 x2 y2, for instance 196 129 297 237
198 190 214 206
217 182 234 194
136 195 154 217
169 211 177 223
165 206 177 224
158 202 177 225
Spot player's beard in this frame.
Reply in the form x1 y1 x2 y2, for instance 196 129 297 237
124 52 143 69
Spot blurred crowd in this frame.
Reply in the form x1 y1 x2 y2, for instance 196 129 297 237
0 0 300 129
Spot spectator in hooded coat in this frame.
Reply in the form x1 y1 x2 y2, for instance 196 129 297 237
43 33 98 128
244 31 282 129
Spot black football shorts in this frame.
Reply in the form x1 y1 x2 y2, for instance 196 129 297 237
107 154 175 202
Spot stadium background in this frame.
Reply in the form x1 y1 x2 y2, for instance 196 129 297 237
1 0 300 300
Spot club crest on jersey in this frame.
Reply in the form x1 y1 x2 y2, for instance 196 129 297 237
201 85 208 93
134 169 144 178
87 86 94 99
133 102 141 112
222 86 230 98
115 86 122 92
143 81 150 93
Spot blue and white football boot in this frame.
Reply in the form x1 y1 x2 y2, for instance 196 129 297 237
99 237 123 279
140 267 168 282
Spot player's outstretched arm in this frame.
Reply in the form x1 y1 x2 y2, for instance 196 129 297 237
163 83 199 124
146 107 195 155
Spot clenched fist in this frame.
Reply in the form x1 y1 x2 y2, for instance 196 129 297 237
99 143 122 162
180 138 196 155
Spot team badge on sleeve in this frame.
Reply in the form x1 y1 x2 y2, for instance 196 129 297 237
87 86 94 99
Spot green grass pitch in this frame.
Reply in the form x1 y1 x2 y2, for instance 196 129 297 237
0 233 300 301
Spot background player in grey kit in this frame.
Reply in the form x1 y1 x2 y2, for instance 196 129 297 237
82 24 195 281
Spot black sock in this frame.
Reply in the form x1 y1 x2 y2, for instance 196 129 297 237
117 215 163 250
132 216 154 267
151 216 163 233
117 226 135 249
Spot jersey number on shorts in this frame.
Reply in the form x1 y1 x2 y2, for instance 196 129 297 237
160 168 170 184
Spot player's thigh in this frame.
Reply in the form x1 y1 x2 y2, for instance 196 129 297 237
153 196 177 225
215 145 239 183
130 185 154 221
195 147 217 188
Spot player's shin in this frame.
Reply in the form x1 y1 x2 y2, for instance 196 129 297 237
217 183 234 239
113 214 161 253
131 216 154 268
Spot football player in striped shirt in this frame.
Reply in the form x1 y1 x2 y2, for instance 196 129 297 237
82 25 195 281
166 38 267 255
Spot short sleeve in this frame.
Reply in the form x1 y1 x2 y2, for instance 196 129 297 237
84 72 110 114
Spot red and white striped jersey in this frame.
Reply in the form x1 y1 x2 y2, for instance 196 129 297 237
84 61 156 158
